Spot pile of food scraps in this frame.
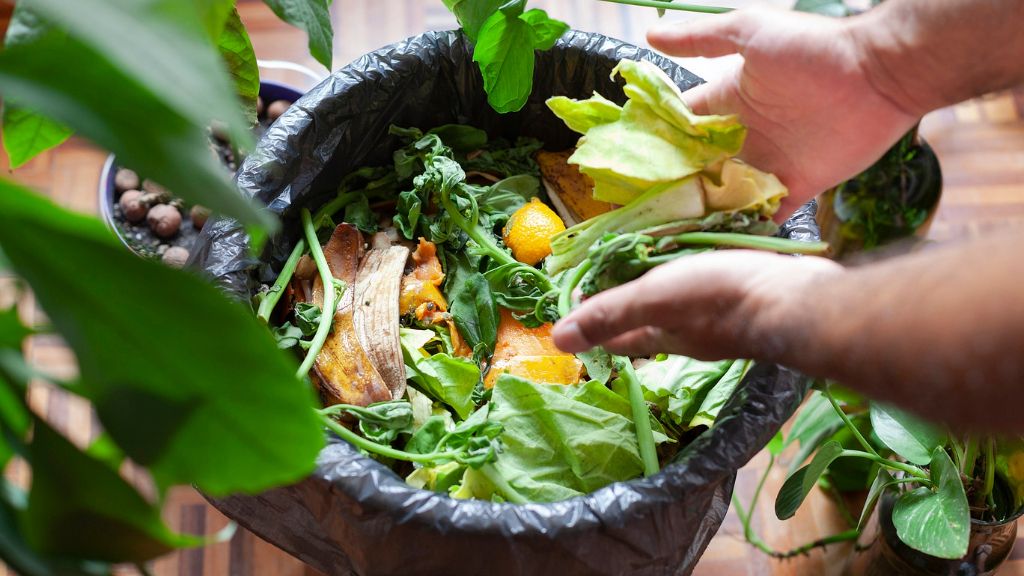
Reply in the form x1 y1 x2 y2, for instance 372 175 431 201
258 60 828 503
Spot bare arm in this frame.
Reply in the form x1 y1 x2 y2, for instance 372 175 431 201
645 0 1024 218
553 229 1024 432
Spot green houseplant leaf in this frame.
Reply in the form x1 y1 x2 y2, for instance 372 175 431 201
870 402 945 465
775 440 845 519
0 105 71 170
0 179 323 496
217 7 260 125
262 0 334 70
892 447 970 559
0 3 276 235
23 419 204 563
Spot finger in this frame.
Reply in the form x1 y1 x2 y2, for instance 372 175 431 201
647 10 758 58
602 326 679 357
552 277 673 353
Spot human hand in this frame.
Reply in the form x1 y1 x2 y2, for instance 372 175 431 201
552 250 843 360
648 8 920 220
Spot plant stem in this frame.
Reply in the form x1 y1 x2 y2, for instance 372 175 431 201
478 463 529 504
823 386 880 458
313 190 361 225
319 411 461 464
558 260 592 318
962 436 979 477
616 356 659 477
667 232 831 255
597 0 733 14
296 208 339 379
840 449 931 482
983 437 996 508
256 239 306 324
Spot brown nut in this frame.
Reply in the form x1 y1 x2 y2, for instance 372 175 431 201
114 168 140 193
162 246 190 268
147 204 182 239
256 95 265 117
190 205 211 230
267 100 291 122
119 190 147 223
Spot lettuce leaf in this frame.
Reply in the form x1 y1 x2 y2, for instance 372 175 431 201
400 328 480 419
631 355 732 427
547 59 746 204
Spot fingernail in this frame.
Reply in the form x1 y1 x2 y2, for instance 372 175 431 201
553 320 590 353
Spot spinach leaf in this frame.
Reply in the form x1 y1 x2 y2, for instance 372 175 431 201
0 179 323 495
329 400 415 445
429 124 488 153
342 195 379 234
462 137 542 177
481 375 647 502
476 174 539 227
472 6 568 113
262 0 333 70
405 415 451 455
449 272 499 355
400 329 480 419
293 302 323 336
272 322 305 350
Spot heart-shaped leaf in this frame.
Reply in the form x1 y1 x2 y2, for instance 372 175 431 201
892 447 970 559
871 402 945 465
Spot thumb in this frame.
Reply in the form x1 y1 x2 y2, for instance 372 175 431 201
647 10 759 58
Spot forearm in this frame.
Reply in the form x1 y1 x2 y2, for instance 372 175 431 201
752 229 1024 431
851 0 1024 117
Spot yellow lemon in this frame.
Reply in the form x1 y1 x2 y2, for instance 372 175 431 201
502 197 565 265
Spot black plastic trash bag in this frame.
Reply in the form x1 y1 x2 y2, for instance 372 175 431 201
192 30 817 576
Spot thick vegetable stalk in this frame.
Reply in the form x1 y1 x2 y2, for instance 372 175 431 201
615 357 660 477
296 208 342 379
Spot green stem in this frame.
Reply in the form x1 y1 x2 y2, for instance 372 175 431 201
558 260 592 318
597 0 733 14
840 449 931 482
319 412 461 464
616 356 659 477
962 436 979 477
478 463 529 504
256 239 306 324
296 209 339 379
824 386 880 459
983 437 996 506
313 190 361 226
667 232 831 255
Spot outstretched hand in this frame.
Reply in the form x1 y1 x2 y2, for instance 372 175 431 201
552 250 842 360
648 8 920 219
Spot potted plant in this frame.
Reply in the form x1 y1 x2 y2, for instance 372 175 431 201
734 383 1024 574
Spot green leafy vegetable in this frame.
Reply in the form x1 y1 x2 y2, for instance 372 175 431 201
262 0 334 70
442 0 505 41
327 401 415 444
689 359 751 429
480 375 649 502
892 448 970 559
400 328 480 419
870 402 945 466
472 5 569 113
632 355 732 426
293 302 323 336
342 195 379 234
0 179 323 496
449 272 500 357
547 59 746 204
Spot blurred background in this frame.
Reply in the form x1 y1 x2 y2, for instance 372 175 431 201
2 1 1023 574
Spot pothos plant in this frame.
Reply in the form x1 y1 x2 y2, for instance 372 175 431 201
0 0 340 573
734 383 1024 561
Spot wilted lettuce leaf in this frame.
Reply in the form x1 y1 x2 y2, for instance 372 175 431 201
547 59 747 204
400 328 479 419
632 355 732 427
477 375 648 502
688 359 752 429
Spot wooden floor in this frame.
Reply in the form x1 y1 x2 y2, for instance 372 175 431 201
3 1 1024 574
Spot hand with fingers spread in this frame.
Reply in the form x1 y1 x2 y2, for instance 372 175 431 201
647 7 920 219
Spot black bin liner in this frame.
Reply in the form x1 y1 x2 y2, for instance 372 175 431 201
192 30 817 576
